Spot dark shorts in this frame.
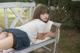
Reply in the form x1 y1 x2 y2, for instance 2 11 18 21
3 29 30 50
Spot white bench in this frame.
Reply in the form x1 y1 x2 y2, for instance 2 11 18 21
0 2 61 53
2 22 61 53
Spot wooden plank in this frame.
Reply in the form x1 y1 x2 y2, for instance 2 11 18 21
4 8 8 28
0 2 35 8
9 39 55 53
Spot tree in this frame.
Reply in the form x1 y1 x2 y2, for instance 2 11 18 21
35 0 48 5
70 1 80 30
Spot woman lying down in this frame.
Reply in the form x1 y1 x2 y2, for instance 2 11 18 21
0 4 57 51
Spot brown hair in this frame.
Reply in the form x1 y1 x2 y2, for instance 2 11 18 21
32 4 49 19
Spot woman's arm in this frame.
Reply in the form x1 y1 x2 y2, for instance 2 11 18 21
36 25 57 40
36 31 56 40
47 24 57 38
36 33 47 40
45 31 57 38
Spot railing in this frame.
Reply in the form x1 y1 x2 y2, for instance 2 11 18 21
0 2 35 28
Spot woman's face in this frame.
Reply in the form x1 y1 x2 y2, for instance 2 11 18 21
40 13 49 22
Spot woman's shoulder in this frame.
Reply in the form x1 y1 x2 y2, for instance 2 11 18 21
48 20 54 24
30 19 40 22
31 19 45 24
48 20 58 24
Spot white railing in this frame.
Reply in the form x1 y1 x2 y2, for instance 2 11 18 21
0 2 35 28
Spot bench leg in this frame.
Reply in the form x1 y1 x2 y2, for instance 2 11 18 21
50 42 57 53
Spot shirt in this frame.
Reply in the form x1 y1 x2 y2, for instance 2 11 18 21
16 19 53 44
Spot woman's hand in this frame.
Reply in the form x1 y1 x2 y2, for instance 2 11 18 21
45 32 56 38
36 33 47 40
36 31 56 40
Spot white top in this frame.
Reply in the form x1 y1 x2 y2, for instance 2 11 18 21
16 19 53 44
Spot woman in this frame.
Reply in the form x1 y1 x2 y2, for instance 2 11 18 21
0 4 57 51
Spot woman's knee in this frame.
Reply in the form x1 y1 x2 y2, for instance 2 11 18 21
0 33 13 50
0 32 9 40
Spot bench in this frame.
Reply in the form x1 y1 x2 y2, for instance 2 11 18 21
0 2 61 53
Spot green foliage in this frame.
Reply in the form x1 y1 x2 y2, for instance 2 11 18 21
49 8 75 29
35 0 48 5
70 2 80 30
50 0 58 7
49 0 80 29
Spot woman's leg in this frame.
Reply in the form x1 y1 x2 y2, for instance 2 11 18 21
0 32 8 40
0 33 13 51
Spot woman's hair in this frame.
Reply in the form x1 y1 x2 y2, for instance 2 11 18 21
32 4 49 19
